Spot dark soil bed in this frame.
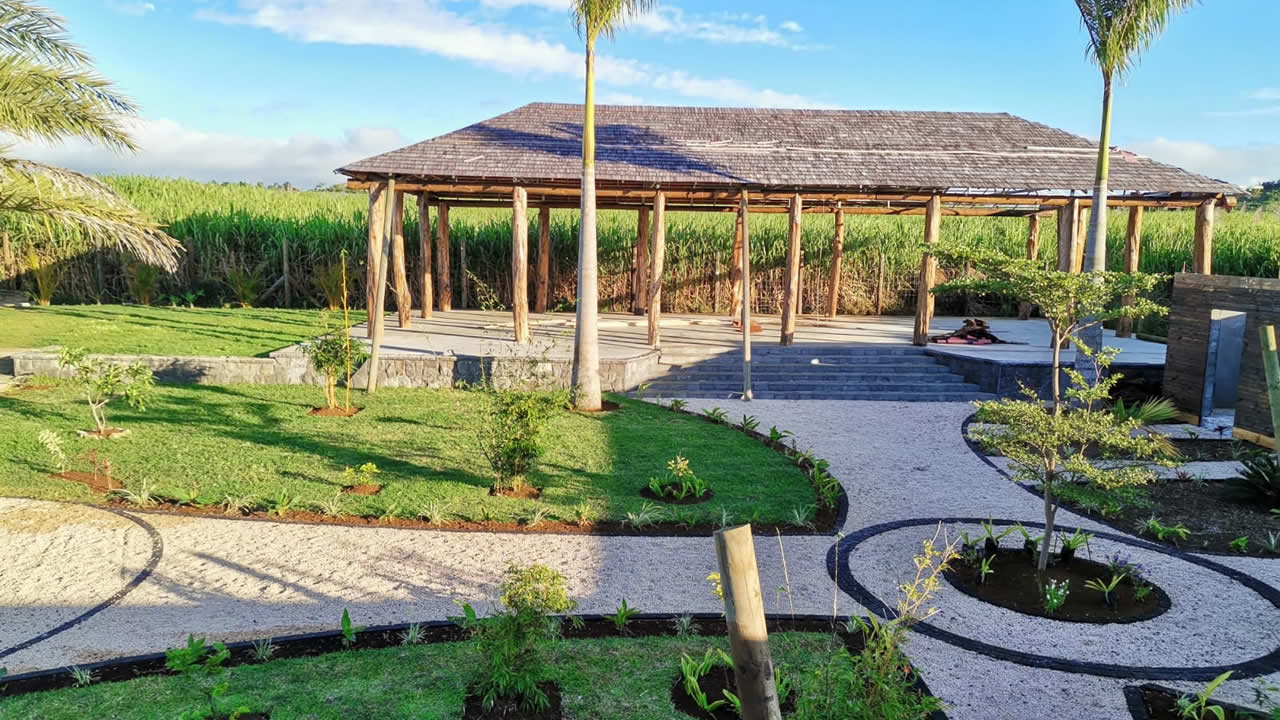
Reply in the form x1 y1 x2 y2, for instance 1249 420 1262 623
1055 479 1279 556
463 681 562 720
640 486 715 505
341 484 381 496
52 470 118 493
671 664 797 719
946 548 1170 623
307 406 362 417
1132 684 1270 719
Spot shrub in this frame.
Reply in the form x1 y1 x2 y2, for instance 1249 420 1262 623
455 563 577 713
225 266 264 308
478 390 560 492
24 252 58 305
302 327 367 410
126 263 161 306
312 260 347 311
57 347 154 433
647 455 710 500
1229 452 1280 510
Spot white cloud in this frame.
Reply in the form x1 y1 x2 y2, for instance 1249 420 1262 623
200 0 833 107
108 1 155 15
630 8 811 49
9 117 403 187
780 20 803 33
1125 137 1280 188
1247 88 1280 101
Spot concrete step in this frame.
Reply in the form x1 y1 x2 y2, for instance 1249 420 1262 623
645 380 984 393
645 390 995 402
650 369 961 382
645 374 972 388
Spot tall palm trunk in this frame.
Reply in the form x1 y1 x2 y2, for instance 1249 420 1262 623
572 35 603 411
1077 74 1114 371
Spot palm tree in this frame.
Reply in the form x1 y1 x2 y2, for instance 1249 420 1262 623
0 1 179 272
569 0 655 411
1076 0 1195 274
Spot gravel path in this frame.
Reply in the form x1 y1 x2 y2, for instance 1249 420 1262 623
2 399 1277 719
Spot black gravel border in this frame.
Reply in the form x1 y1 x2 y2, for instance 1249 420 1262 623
827 516 1280 681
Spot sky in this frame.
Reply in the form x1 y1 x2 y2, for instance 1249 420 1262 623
18 0 1280 188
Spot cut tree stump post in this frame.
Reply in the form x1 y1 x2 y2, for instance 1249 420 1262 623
1194 199 1215 275
535 207 551 313
729 207 744 319
417 194 433 318
1017 214 1040 320
1 229 13 288
1056 199 1081 273
780 194 802 346
390 190 411 328
647 191 666 347
366 185 386 335
436 202 452 311
512 187 530 343
1262 325 1280 459
826 204 843 318
634 204 650 315
911 195 942 346
1115 206 1144 337
366 178 396 392
714 525 781 720
460 233 469 309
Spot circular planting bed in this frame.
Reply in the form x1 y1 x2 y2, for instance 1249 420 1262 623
945 548 1171 623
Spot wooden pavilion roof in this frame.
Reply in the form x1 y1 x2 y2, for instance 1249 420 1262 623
338 103 1237 216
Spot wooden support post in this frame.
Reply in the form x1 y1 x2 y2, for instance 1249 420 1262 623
1017 215 1041 320
1074 205 1088 273
826 204 844 318
1056 199 1081 272
281 235 291 308
728 208 744 318
1193 199 1215 274
1115 206 1144 337
417 194 433 318
912 195 942 346
0 229 12 288
365 185 386 335
714 525 782 720
646 191 666 347
512 187 530 343
460 234 469 309
534 207 551 313
740 191 752 401
367 178 396 392
390 190 411 328
633 204 650 315
1262 325 1280 459
780 194 802 346
436 202 453 311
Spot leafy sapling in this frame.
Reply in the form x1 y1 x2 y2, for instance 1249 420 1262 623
164 635 252 720
58 347 155 435
609 598 639 633
339 608 364 648
673 614 696 638
740 414 760 433
1176 670 1233 720
1083 574 1124 609
68 666 94 688
250 638 275 662
702 406 728 423
302 325 368 412
668 398 687 412
1229 536 1250 554
38 429 67 473
1058 529 1094 564
399 623 425 646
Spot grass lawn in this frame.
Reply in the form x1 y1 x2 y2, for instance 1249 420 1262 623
0 633 871 720
0 305 336 357
0 382 815 527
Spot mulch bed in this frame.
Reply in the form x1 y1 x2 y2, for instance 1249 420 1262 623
463 682 562 720
670 664 797 719
492 485 542 500
307 407 362 417
1132 685 1268 719
341 484 382 496
52 471 117 494
946 548 1169 623
640 487 715 505
1057 478 1279 556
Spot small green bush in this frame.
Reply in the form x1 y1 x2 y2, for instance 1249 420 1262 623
478 390 562 492
57 347 154 433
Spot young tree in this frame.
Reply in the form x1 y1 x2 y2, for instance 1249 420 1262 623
569 0 656 411
57 347 154 433
0 1 179 270
302 330 368 411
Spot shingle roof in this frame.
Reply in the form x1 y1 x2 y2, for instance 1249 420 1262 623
338 102 1235 198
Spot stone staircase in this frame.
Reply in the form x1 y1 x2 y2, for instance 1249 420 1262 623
641 346 995 402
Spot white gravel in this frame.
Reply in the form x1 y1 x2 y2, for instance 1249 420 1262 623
2 398 1277 719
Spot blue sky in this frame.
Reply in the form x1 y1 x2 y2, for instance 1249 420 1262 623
25 0 1279 187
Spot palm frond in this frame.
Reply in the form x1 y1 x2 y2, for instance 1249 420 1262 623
0 0 90 66
0 54 136 149
571 0 659 41
0 157 180 271
1075 0 1197 78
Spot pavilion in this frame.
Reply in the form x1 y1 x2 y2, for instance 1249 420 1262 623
337 102 1237 374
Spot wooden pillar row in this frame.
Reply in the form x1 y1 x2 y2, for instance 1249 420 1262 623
534 207 551 313
728 208 744 319
911 195 942 346
646 191 666 347
1193 199 1214 275
826 204 844 318
1114 206 1144 337
390 190 411 328
1017 214 1041 320
512 187 530 343
633 204 650 315
367 177 396 392
436 202 452 311
365 185 387 336
417 194 433 318
779 194 802 346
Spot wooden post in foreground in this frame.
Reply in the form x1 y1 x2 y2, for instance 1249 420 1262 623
826 204 844 318
436 202 453 311
1056 199 1081 273
728 207 744 319
1261 325 1280 459
740 190 752 401
390 190 411 328
417 194 433 318
511 187 530 343
1017 215 1040 320
365 185 386 335
714 525 781 720
534 207 551 313
1193 199 1215 275
1115 207 1144 338
780 194 802 346
911 195 942 346
647 191 666 347
366 177 396 392
633 203 650 315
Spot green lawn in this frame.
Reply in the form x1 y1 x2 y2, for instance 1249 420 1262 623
0 383 815 527
0 633 891 720
0 305 335 357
